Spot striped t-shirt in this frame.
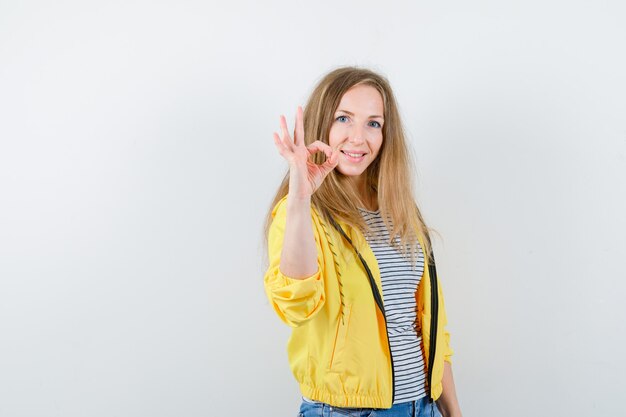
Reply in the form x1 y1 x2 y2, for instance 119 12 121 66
359 207 427 404
303 208 428 405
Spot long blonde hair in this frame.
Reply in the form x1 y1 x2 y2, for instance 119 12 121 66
263 66 434 268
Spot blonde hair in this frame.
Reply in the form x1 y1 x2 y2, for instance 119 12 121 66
263 66 434 268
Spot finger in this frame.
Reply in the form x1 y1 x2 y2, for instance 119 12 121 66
306 140 334 159
280 115 294 152
279 115 294 151
320 151 339 174
294 106 304 147
273 132 288 156
326 148 340 167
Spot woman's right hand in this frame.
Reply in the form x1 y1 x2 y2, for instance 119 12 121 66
273 106 340 200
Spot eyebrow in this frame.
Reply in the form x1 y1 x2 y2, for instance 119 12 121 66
336 109 384 119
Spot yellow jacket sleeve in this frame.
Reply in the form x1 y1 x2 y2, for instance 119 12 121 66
263 198 326 328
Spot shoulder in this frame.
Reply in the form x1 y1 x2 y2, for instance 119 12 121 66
270 195 289 218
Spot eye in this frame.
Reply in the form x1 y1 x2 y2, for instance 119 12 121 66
336 115 349 123
368 120 382 128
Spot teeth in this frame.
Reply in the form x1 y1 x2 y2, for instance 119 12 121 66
344 152 364 157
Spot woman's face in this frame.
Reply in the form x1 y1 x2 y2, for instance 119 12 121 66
328 84 384 181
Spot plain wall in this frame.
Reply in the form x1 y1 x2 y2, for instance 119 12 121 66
1 1 625 416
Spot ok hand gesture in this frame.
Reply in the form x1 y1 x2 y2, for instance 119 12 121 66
273 106 340 199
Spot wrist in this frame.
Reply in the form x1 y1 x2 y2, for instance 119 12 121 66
438 406 462 417
436 400 462 417
287 192 312 205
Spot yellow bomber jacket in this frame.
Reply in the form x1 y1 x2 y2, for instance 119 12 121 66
263 196 454 409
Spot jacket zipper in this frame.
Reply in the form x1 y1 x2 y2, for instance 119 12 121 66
355 251 396 406
427 256 439 402
328 217 395 406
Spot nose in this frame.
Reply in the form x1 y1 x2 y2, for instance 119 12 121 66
348 124 366 144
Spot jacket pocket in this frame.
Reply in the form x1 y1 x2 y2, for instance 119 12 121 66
328 303 353 371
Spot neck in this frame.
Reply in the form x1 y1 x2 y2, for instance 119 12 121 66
351 177 377 211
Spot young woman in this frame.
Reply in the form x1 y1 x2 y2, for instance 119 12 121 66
263 67 462 417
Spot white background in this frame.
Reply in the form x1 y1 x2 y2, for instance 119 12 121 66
1 1 625 416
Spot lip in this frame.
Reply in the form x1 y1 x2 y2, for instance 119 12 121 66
341 150 366 163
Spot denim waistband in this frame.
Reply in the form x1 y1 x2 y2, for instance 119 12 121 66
298 394 440 417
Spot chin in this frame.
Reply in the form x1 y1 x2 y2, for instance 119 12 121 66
337 166 367 177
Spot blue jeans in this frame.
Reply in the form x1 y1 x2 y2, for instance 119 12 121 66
297 395 442 417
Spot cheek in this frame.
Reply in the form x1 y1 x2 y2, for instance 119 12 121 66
370 134 383 154
328 126 344 146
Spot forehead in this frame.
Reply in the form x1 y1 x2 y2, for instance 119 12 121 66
337 84 384 114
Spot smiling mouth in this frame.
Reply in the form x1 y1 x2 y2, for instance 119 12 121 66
341 151 366 158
